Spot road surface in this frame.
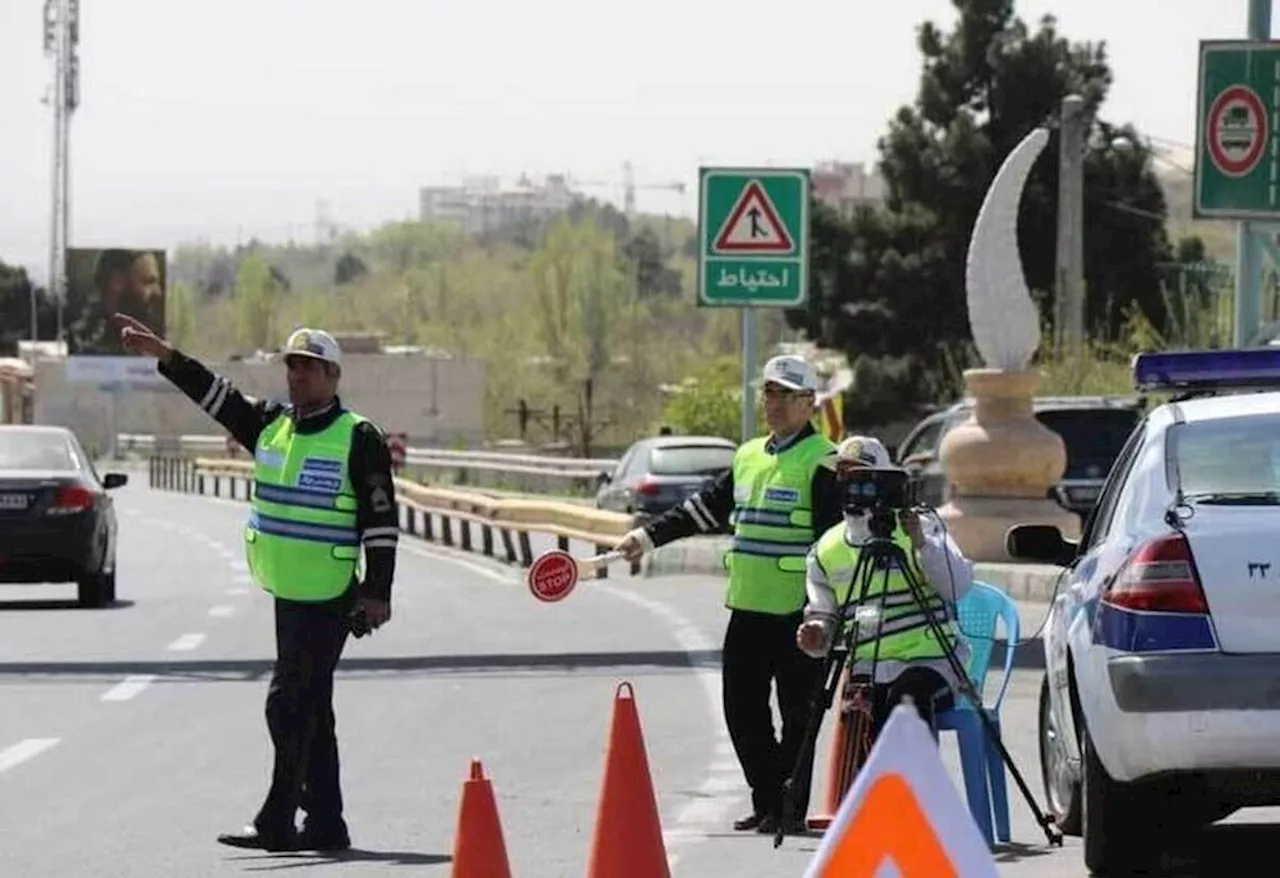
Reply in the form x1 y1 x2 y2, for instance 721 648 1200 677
1 477 1277 876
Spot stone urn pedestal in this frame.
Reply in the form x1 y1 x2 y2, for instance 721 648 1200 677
936 368 1081 562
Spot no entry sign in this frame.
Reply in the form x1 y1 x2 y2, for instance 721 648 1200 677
1207 84 1268 178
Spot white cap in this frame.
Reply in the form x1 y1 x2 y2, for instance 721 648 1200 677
760 354 819 392
283 328 342 366
837 435 892 468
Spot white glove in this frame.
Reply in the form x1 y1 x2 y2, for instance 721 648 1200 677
614 527 653 562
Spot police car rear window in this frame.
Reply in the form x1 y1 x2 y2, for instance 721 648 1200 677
1174 415 1280 498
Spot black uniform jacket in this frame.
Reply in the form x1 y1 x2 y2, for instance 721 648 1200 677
642 422 843 555
158 351 398 601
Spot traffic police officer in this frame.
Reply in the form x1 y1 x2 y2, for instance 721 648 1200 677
114 314 399 852
616 354 843 836
796 435 974 738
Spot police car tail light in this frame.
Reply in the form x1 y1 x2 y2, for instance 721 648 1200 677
1132 347 1280 391
1103 533 1208 614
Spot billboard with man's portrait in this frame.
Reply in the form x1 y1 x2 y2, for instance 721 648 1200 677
64 248 166 356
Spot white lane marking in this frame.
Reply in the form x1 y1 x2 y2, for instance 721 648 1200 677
230 561 248 572
208 605 236 618
226 587 251 596
150 488 739 865
167 633 206 651
101 674 155 702
401 543 516 585
592 583 739 872
0 738 59 773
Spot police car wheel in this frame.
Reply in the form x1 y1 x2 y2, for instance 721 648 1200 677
1037 675 1081 836
1081 724 1155 874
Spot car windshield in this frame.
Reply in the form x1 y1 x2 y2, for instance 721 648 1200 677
648 445 735 475
1175 414 1280 502
1036 408 1141 480
0 432 77 471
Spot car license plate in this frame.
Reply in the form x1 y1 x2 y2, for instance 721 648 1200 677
0 493 29 510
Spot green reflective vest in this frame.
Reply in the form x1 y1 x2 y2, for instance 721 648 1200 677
246 410 366 602
723 432 836 614
813 523 960 663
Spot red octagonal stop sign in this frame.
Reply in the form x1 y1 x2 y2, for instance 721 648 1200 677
527 549 579 603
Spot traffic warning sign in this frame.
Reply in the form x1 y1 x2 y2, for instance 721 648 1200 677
712 180 795 254
804 702 999 878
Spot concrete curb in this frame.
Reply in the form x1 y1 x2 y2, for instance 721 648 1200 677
640 536 1068 604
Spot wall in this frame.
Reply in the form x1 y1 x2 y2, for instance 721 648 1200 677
34 354 486 454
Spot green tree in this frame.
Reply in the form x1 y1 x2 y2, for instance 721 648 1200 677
660 354 765 440
0 261 56 356
232 254 279 352
166 281 196 350
529 215 629 454
788 0 1173 421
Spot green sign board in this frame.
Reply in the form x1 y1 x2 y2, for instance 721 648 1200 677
1195 40 1280 220
696 168 809 307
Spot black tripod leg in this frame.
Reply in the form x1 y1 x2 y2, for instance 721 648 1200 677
893 543 1064 847
774 552 876 849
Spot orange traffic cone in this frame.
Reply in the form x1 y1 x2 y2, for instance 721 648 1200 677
808 673 856 830
450 759 513 878
808 669 875 832
586 681 670 878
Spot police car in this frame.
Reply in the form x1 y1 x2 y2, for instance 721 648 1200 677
1007 348 1280 875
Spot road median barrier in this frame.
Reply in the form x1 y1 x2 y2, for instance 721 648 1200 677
146 455 642 580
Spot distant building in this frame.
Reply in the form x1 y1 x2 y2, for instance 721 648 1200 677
419 174 579 236
811 161 886 216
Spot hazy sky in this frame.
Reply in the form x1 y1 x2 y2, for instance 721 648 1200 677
0 0 1267 278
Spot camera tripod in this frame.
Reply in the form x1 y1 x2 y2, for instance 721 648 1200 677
774 513 1063 849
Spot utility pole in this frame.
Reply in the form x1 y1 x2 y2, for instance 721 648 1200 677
42 0 79 355
1054 94 1087 355
1234 0 1272 346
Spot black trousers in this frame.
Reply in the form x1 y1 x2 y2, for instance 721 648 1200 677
254 595 351 833
867 666 954 740
721 608 825 820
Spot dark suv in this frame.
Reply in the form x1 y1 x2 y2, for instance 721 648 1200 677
893 395 1145 522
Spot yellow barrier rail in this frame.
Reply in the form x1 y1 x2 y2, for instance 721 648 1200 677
147 456 641 579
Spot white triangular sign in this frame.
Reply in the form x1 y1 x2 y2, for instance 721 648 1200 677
803 703 999 878
712 180 794 253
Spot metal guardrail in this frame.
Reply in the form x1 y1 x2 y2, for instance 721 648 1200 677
147 456 642 579
122 434 619 494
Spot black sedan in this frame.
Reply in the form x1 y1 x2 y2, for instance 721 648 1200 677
0 425 126 607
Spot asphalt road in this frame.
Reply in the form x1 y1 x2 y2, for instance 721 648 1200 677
2 477 1279 876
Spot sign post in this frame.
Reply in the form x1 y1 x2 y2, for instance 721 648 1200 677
696 168 811 442
1194 31 1278 345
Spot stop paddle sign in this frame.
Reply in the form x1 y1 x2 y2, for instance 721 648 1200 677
527 550 579 602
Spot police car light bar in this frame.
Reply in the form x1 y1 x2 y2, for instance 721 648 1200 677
1132 348 1280 391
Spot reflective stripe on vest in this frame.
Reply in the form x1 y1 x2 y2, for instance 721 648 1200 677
723 432 836 614
814 524 960 662
246 410 366 602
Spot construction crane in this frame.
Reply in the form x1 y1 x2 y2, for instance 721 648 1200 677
568 161 686 223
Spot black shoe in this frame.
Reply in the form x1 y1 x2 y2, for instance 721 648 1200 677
216 824 300 852
298 823 351 851
756 814 808 836
733 812 766 831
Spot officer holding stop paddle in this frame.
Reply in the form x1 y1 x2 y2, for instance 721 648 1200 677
614 354 843 837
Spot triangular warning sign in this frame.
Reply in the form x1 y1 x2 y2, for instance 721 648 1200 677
804 703 999 878
712 180 794 253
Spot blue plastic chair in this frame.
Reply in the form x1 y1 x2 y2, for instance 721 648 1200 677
935 580 1020 846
